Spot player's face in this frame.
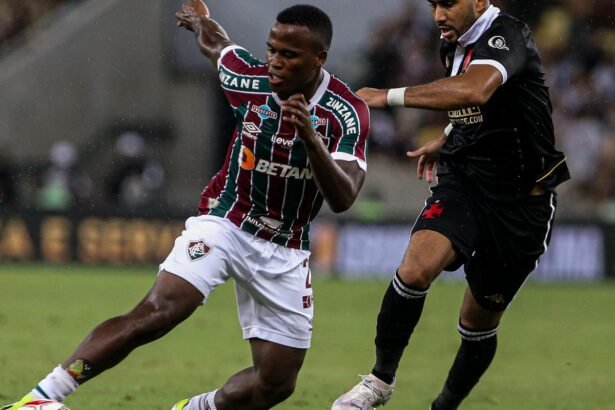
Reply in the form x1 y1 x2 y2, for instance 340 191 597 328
428 0 486 43
266 22 326 100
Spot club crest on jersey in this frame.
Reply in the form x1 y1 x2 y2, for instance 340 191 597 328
488 36 509 50
187 240 212 261
310 115 327 129
251 104 278 120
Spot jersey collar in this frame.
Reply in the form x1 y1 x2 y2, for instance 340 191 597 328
272 69 331 110
458 5 500 47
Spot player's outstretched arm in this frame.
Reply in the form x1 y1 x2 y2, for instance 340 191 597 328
357 64 503 110
176 0 233 67
355 87 388 109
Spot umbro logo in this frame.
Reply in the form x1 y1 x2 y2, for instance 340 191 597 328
242 122 261 140
187 240 212 261
243 122 261 133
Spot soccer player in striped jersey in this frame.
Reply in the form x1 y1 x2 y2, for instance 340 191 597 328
1 2 369 410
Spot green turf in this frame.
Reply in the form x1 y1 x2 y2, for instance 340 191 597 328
1 264 614 409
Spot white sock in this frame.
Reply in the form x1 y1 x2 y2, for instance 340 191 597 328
30 365 78 401
184 389 218 410
206 391 218 410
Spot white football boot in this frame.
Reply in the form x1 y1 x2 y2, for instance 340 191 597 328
332 374 395 409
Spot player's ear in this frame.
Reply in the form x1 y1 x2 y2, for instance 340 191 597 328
316 50 328 68
475 0 490 14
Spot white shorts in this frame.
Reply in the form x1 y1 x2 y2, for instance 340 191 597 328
160 215 314 349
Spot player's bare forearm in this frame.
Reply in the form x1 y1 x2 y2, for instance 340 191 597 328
304 139 365 213
355 88 388 108
402 67 500 109
193 19 233 66
359 65 502 110
176 1 232 67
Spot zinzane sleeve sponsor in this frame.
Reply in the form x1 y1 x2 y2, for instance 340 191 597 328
330 95 370 171
217 46 269 109
469 19 528 84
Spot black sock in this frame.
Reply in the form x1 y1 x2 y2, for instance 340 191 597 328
431 323 498 410
372 271 428 385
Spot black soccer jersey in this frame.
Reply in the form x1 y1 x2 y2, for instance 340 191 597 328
437 8 570 200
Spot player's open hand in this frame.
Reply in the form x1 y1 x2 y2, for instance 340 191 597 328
281 94 318 143
176 0 209 31
356 87 388 109
406 135 446 183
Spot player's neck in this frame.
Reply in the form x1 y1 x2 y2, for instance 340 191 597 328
302 69 324 104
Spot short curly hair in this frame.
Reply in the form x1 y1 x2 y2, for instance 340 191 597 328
276 4 333 50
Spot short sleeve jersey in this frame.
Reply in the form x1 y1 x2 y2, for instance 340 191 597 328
198 45 370 250
438 11 570 200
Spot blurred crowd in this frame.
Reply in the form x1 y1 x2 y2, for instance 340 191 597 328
1 0 613 219
1 0 166 212
360 0 615 219
0 0 79 52
0 132 165 212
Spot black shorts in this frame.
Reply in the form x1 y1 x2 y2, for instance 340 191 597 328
412 176 557 311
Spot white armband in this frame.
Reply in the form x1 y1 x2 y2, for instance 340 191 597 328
386 87 407 107
444 123 453 136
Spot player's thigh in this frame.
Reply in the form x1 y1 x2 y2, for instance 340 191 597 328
398 230 457 286
406 178 480 283
250 338 306 385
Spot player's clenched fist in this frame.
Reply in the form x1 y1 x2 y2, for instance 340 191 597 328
356 87 388 109
176 0 209 31
188 0 209 17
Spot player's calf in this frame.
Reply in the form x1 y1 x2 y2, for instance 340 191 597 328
218 370 297 409
430 323 498 410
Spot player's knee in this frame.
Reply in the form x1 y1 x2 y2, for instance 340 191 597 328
257 375 296 404
397 263 437 289
124 299 178 338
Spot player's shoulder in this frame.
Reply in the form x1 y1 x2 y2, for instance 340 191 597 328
475 13 531 50
219 45 267 70
325 75 369 112
487 14 530 36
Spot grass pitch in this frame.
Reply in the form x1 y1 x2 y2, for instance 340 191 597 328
1 264 614 409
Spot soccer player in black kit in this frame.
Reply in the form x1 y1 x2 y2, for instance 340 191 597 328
333 0 570 409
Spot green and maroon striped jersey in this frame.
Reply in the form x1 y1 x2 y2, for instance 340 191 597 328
198 45 370 250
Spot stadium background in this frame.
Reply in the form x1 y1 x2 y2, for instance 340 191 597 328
0 0 613 280
1 1 614 409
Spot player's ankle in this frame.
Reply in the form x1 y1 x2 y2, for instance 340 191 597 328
431 385 465 410
370 369 395 385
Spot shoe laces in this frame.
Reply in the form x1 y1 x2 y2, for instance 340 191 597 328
355 374 388 401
